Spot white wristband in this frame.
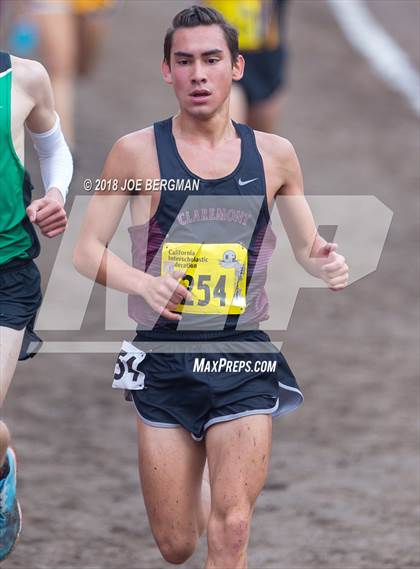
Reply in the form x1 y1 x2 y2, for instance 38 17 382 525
27 113 73 204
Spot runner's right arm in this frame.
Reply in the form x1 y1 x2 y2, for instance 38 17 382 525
73 136 190 320
18 57 72 236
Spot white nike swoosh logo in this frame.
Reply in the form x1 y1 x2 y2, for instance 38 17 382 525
238 177 258 186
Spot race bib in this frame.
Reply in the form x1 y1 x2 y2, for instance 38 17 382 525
112 341 146 390
162 242 248 314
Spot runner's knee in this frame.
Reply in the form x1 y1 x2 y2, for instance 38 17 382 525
207 506 251 557
156 533 197 564
0 421 11 456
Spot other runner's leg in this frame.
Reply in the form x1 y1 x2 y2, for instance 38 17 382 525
229 83 248 125
0 326 24 407
32 8 77 146
0 326 24 562
247 87 285 134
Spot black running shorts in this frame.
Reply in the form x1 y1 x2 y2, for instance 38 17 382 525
0 260 43 360
115 328 303 441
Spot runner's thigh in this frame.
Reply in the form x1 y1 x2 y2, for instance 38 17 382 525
229 83 248 124
0 327 24 406
206 414 273 512
137 419 206 537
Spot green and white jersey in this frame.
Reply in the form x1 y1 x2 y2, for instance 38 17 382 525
0 51 39 268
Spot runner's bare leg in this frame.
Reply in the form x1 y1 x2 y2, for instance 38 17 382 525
0 327 24 466
137 419 210 564
247 88 286 134
205 414 273 569
229 83 248 124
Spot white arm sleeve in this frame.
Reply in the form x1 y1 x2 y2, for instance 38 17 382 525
27 113 73 204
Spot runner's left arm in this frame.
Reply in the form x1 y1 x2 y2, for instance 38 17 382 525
24 60 73 237
274 138 349 291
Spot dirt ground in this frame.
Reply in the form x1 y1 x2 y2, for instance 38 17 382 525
1 0 419 568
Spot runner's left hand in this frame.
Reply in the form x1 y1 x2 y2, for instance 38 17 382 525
315 243 349 291
26 188 67 238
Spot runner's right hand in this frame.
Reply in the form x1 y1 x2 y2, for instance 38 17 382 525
140 271 192 320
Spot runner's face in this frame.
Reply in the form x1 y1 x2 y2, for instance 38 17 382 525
162 25 244 118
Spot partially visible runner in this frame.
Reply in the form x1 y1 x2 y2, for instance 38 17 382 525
0 52 72 561
74 6 348 568
204 0 289 132
6 0 115 147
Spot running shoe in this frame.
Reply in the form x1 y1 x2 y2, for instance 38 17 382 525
0 448 22 562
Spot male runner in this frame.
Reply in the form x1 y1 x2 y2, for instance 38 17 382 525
0 52 72 561
204 0 289 132
74 6 348 568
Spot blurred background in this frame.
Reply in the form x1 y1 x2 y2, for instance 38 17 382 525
0 1 419 567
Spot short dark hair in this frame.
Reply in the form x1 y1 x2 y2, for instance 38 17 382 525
164 5 239 65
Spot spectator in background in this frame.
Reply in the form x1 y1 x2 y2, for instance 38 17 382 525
6 0 115 147
204 0 290 133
